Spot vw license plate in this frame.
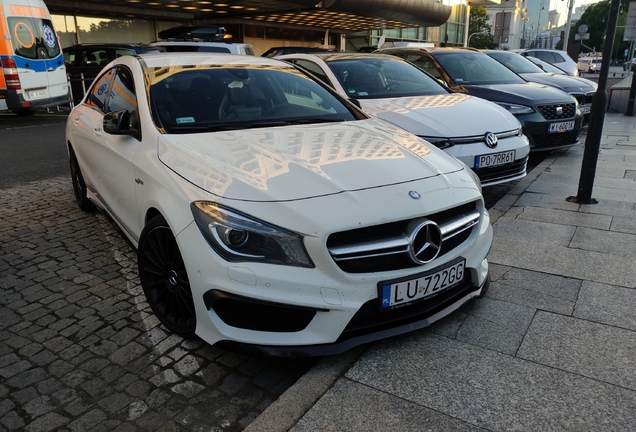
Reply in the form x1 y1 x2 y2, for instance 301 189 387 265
475 150 515 169
380 258 465 309
548 121 575 134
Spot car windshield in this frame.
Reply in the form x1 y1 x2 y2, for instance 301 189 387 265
433 52 526 85
487 51 545 74
147 65 361 133
324 57 449 99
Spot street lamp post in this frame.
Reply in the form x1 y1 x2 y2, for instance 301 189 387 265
536 4 545 48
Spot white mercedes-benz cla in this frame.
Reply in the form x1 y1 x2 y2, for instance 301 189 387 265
66 52 493 356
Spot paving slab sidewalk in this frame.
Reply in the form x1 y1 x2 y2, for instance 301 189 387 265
247 112 636 432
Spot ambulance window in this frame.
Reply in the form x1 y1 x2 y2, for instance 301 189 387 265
8 17 61 60
86 69 115 112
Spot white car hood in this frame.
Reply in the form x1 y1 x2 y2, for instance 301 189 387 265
360 93 519 138
157 120 465 202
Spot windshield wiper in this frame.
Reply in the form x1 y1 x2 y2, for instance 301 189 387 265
282 117 346 125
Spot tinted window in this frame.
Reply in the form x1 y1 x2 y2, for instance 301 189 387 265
294 60 332 85
115 49 136 58
87 69 115 111
325 57 448 99
8 18 61 60
404 54 442 78
434 52 525 85
83 48 112 67
64 49 80 67
487 52 543 74
535 51 557 63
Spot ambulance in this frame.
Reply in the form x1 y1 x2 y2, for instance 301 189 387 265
0 0 69 116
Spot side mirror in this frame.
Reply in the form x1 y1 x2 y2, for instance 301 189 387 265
103 110 139 138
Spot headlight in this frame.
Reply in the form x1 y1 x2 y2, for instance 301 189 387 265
191 202 314 268
494 102 534 116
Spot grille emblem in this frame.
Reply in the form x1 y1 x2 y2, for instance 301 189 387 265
409 191 421 200
409 220 443 264
556 106 563 115
484 132 498 149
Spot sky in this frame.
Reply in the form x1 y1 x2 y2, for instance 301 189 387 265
552 0 600 27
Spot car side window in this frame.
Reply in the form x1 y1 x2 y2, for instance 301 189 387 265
535 51 556 63
405 55 441 78
83 48 112 67
64 49 79 67
115 48 136 59
86 68 116 111
107 67 139 129
553 53 565 63
294 60 333 86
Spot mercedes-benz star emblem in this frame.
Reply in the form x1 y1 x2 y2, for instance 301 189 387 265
409 220 443 264
484 132 498 149
409 191 421 200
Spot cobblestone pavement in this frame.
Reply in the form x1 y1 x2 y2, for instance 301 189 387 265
0 177 317 432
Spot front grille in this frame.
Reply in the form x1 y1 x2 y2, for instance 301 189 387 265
475 155 528 185
531 130 579 149
570 92 595 106
537 103 576 120
327 201 479 274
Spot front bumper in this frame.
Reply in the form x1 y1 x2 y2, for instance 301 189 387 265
519 112 584 151
176 185 493 356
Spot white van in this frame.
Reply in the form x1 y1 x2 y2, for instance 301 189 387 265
0 0 70 115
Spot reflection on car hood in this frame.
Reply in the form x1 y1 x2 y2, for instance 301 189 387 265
359 93 519 138
157 119 465 202
461 82 576 105
520 73 597 93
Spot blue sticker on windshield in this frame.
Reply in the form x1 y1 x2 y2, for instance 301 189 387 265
176 117 195 124
43 25 56 48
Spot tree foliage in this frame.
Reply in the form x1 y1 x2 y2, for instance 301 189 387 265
469 6 497 49
560 0 632 60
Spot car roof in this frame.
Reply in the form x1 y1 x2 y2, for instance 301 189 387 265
279 52 406 62
135 51 290 68
64 43 160 50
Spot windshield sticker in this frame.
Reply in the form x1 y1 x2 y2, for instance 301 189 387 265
228 81 244 89
176 117 195 124
357 92 368 96
43 25 56 48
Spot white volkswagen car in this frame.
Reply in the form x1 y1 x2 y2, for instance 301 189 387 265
66 53 493 356
279 53 530 187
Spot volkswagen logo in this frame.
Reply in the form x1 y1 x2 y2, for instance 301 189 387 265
556 106 563 115
409 191 421 200
484 132 498 149
409 220 443 264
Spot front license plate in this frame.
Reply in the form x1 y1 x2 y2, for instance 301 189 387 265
580 105 591 115
380 258 466 310
27 89 47 99
548 121 575 134
475 150 516 169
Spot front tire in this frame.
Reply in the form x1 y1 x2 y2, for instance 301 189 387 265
69 146 95 211
138 216 197 337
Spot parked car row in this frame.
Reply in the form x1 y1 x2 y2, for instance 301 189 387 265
65 45 590 356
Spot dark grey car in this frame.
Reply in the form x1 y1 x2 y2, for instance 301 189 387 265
483 50 596 125
63 43 164 103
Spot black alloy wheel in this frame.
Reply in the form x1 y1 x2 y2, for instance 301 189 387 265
69 146 95 211
138 216 197 337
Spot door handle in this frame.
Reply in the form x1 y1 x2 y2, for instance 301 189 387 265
94 127 102 136
73 116 80 125
47 67 54 72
